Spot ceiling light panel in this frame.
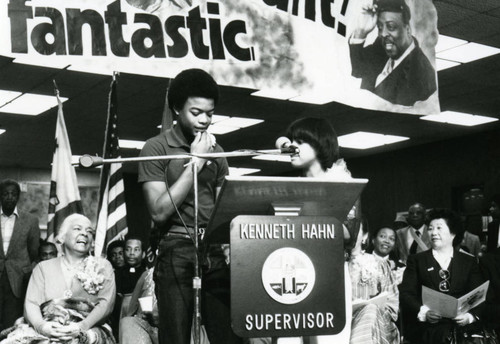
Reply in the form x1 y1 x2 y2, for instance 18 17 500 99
437 42 500 63
208 115 264 135
229 167 261 176
207 125 240 135
0 90 22 104
435 35 468 53
436 58 461 71
421 111 498 126
0 93 68 116
338 131 409 149
119 139 145 149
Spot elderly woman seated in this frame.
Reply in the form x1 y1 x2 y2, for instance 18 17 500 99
399 209 485 344
0 214 116 344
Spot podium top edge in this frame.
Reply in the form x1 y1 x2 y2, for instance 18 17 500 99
225 176 369 184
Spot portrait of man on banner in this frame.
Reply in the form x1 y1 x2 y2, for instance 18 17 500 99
348 0 438 107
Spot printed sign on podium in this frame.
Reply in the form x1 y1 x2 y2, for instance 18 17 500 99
231 215 345 337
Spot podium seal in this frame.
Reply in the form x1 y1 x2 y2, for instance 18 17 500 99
261 247 316 305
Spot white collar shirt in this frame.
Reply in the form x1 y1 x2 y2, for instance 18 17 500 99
1 206 19 254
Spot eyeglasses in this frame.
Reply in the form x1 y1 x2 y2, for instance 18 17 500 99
439 269 450 292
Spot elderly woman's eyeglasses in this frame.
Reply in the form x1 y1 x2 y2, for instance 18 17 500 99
439 269 450 292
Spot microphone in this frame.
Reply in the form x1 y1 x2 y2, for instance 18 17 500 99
275 137 299 154
79 155 104 168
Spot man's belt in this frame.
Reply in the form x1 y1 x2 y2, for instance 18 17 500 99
168 225 206 238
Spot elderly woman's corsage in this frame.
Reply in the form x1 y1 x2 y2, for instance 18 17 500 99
349 252 383 300
75 256 106 295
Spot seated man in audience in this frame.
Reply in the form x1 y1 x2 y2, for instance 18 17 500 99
106 240 125 270
37 241 57 262
112 236 147 337
115 236 147 296
396 203 431 264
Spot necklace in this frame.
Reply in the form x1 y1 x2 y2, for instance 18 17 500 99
60 257 84 298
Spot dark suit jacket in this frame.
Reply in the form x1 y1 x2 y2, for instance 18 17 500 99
486 220 499 252
0 211 40 298
350 37 437 106
396 225 431 264
479 248 500 331
400 249 485 342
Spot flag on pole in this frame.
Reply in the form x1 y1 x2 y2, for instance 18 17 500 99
47 83 83 242
94 74 128 256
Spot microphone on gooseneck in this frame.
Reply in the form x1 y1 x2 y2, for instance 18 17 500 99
275 137 300 154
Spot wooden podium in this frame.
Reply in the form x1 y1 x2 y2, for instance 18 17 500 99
205 176 368 338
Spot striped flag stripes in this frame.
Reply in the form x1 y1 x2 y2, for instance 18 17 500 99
94 75 128 256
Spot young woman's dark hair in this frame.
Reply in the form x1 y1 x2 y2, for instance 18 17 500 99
427 208 465 247
167 68 219 112
286 117 339 170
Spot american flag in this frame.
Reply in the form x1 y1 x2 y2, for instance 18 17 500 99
94 75 128 256
47 86 83 241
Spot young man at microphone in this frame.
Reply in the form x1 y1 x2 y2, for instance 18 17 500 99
138 69 241 344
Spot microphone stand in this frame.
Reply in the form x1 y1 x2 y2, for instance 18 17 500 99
75 148 292 168
192 159 202 344
79 148 296 344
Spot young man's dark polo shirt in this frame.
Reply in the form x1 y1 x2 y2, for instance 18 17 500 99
137 124 229 233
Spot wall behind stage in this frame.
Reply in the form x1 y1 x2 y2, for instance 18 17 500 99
0 167 151 245
347 128 500 231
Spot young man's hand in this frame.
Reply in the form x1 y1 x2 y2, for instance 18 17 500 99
190 132 213 172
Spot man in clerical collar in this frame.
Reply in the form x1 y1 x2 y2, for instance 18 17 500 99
349 0 437 106
396 202 432 264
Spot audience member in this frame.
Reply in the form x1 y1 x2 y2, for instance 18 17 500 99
113 236 147 337
0 214 115 344
399 209 485 344
138 69 239 344
396 203 431 264
368 227 405 284
486 194 500 252
349 225 400 344
106 240 125 270
37 241 57 262
0 179 40 331
115 237 146 295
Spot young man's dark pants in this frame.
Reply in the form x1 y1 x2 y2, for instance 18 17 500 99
155 234 241 344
